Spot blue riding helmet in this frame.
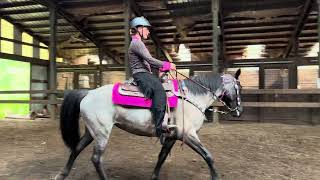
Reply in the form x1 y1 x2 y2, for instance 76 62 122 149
130 16 151 28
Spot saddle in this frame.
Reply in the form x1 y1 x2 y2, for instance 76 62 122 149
112 78 179 108
118 78 175 98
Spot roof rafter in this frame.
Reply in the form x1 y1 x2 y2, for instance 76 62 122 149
283 0 314 57
32 0 121 64
0 1 38 8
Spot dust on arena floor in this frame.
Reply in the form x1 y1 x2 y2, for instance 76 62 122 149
0 118 319 180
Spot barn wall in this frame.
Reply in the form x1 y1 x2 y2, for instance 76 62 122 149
218 66 319 124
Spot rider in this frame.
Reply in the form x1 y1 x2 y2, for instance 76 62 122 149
128 16 176 141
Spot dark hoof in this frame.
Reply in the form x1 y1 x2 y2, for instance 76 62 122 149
151 174 158 180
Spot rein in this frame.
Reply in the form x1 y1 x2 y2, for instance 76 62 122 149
169 70 239 115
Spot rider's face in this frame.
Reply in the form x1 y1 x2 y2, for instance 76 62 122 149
138 27 150 39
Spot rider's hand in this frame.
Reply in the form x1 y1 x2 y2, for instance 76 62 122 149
170 63 176 70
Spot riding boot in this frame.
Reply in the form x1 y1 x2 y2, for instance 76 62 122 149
154 109 166 137
151 108 166 145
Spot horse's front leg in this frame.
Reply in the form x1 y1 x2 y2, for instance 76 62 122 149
185 132 218 180
151 138 176 180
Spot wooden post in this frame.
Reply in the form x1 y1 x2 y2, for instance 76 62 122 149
124 0 131 79
288 64 298 89
258 65 265 122
73 72 79 89
49 4 57 120
259 65 265 89
98 48 104 87
33 39 40 58
212 0 220 123
318 0 320 85
212 0 219 74
14 27 22 55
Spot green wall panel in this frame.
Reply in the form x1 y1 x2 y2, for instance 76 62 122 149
0 58 30 119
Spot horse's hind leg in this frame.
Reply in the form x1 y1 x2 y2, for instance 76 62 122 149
90 117 113 180
185 132 218 180
55 128 93 180
151 138 176 180
91 133 112 180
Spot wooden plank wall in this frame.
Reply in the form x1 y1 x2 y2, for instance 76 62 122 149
298 66 319 89
57 72 74 90
225 68 259 89
219 66 319 123
102 71 125 85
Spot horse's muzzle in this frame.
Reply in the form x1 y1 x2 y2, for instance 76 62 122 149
230 106 243 118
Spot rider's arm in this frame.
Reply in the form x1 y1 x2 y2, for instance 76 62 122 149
131 40 164 68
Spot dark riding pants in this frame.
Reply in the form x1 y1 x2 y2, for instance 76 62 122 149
132 72 166 137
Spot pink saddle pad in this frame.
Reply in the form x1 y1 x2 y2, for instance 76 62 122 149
112 80 179 108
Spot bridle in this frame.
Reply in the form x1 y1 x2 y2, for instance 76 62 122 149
169 70 241 115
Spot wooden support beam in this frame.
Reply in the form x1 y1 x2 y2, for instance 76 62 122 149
242 89 320 94
124 0 131 78
98 48 104 87
130 0 173 62
283 0 313 58
49 4 57 120
288 64 298 89
13 26 22 55
61 46 97 50
0 52 49 66
212 102 320 108
212 0 219 74
27 23 71 28
13 16 61 22
0 7 48 15
0 1 37 8
59 0 122 8
0 100 62 104
56 57 319 72
213 0 220 124
33 39 40 58
87 18 124 24
0 37 48 49
318 0 320 81
219 0 226 61
259 65 265 89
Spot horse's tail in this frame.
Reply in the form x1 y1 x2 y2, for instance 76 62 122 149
60 89 89 151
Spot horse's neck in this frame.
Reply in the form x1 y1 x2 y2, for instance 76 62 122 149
183 91 215 111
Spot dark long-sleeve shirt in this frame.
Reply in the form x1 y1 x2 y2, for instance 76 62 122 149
128 39 164 75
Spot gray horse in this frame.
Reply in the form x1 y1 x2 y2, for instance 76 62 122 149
55 69 243 180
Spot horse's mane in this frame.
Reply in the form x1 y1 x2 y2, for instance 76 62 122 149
182 72 222 95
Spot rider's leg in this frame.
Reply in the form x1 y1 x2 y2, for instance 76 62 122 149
150 78 166 137
133 72 167 137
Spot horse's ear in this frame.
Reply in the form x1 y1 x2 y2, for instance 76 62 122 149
235 69 241 80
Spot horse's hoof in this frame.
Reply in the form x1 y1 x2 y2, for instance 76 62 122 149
54 173 66 180
151 175 158 180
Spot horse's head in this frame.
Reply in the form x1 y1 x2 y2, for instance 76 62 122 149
215 69 243 117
